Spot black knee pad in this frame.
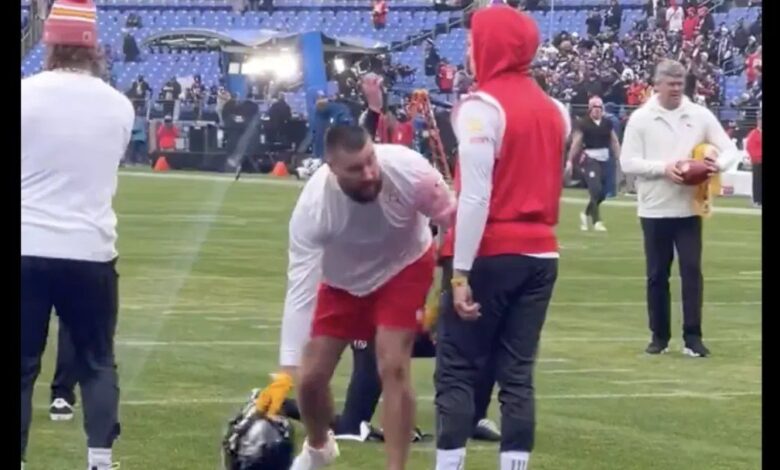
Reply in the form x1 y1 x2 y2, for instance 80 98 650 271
435 412 473 450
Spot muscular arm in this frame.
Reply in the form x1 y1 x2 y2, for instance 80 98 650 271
411 157 457 228
278 200 323 373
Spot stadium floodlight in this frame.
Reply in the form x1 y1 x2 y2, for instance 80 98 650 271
334 57 346 74
241 53 299 80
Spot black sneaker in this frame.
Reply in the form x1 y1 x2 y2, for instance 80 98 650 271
411 427 433 443
645 339 669 355
49 398 74 422
683 338 711 358
472 419 501 442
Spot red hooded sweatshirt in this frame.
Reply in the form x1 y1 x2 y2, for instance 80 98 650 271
464 7 566 256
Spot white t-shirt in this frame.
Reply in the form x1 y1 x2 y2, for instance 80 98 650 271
666 7 684 32
21 70 135 262
279 144 455 366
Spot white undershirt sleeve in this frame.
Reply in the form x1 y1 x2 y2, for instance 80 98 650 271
279 200 323 367
452 99 502 272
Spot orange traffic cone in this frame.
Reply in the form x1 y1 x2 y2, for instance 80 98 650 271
154 156 170 172
271 161 289 177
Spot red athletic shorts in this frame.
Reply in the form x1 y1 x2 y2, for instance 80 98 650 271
311 246 435 341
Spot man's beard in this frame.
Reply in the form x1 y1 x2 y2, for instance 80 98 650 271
344 180 382 204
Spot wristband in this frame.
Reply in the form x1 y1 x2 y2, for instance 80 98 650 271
450 275 468 288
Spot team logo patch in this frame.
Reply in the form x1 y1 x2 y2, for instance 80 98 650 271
469 136 490 144
466 118 484 133
352 340 368 350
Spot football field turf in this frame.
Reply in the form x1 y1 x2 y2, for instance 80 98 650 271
26 171 762 470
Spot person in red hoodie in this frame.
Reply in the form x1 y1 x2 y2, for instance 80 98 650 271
434 6 570 470
682 7 699 42
745 112 762 207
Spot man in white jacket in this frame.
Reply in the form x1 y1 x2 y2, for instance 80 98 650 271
619 59 740 358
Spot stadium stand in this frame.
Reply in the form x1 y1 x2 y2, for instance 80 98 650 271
22 1 761 111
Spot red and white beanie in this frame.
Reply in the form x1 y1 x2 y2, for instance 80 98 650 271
43 0 98 48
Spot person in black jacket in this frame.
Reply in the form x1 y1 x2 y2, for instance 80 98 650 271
606 0 622 32
267 94 293 146
424 40 440 77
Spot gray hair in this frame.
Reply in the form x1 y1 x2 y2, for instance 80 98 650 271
654 59 686 84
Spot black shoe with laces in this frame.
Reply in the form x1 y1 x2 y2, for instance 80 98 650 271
683 337 711 358
645 338 669 355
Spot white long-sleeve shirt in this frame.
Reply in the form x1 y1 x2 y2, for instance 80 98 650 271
451 93 571 272
619 95 741 219
279 144 455 366
22 71 135 262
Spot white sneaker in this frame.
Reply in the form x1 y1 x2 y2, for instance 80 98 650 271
593 221 608 232
579 212 589 231
291 431 340 470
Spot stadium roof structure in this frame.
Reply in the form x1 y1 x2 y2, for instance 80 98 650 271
143 28 389 54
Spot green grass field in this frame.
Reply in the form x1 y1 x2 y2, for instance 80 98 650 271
26 171 762 470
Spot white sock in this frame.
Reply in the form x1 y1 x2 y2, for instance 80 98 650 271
500 451 530 470
87 448 112 469
436 448 466 470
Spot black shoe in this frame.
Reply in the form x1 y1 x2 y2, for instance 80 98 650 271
49 398 74 422
645 338 669 355
411 427 433 443
472 419 501 442
683 338 711 358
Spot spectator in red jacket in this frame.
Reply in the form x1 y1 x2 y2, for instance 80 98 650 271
376 110 414 148
372 0 388 29
745 113 762 207
437 60 456 96
682 7 698 42
156 116 179 151
746 46 762 87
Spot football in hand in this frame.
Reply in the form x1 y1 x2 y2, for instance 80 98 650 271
676 160 712 186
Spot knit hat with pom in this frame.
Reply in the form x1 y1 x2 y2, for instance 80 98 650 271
43 0 98 48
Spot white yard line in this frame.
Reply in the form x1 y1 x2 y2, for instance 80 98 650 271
125 300 760 311
109 337 760 348
119 171 762 216
33 390 757 409
121 274 760 282
542 368 633 375
611 379 684 385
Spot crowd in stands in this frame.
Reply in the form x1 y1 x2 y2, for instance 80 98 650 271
22 0 761 167
425 0 761 117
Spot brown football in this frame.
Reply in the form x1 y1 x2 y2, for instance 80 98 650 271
676 160 711 186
